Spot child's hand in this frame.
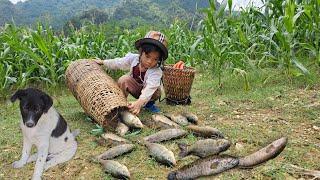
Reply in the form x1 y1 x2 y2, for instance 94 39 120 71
94 59 104 65
128 99 145 115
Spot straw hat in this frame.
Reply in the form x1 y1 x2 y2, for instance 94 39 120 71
135 31 168 60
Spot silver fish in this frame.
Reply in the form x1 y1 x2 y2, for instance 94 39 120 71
120 111 143 129
238 137 287 168
143 128 187 143
181 112 198 124
179 139 231 158
97 144 135 160
186 125 224 138
165 113 189 126
100 159 130 179
101 133 130 145
167 155 239 180
144 141 176 166
151 114 180 129
116 122 129 136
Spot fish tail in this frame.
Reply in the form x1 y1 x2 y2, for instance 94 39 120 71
119 111 125 122
178 143 188 158
212 132 224 139
167 172 177 180
137 138 149 147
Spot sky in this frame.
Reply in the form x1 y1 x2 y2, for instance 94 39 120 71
217 0 264 10
9 0 26 3
9 0 265 9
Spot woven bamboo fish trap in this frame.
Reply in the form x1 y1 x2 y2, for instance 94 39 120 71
65 60 128 131
162 65 195 105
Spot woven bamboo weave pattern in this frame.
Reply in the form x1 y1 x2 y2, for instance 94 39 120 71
65 60 128 130
65 60 102 97
163 65 195 104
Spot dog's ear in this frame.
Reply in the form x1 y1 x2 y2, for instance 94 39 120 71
11 89 27 103
41 93 53 113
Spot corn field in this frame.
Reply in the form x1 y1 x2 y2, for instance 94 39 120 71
0 0 319 97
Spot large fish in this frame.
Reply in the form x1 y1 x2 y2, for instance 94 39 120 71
116 122 129 136
181 112 198 124
99 159 131 179
143 128 187 143
186 125 224 138
178 139 231 158
238 137 288 168
97 144 135 160
101 133 130 145
167 155 239 180
150 114 180 129
165 113 189 126
143 141 176 166
120 111 143 129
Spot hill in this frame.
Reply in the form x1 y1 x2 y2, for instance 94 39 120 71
0 0 213 28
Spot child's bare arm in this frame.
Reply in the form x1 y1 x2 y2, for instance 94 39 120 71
128 99 148 115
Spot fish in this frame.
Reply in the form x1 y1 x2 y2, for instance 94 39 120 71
143 141 176 166
143 128 188 143
238 137 288 168
116 122 129 136
150 114 180 129
99 159 131 179
180 112 198 124
165 113 189 126
178 139 231 158
167 155 239 180
120 111 144 129
101 133 130 145
186 125 224 138
97 144 135 160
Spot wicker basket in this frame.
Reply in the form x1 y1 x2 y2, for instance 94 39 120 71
162 65 195 105
65 60 128 131
65 59 102 97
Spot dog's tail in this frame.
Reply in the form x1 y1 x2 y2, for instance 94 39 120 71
72 129 80 137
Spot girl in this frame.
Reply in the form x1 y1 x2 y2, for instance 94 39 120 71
95 31 168 115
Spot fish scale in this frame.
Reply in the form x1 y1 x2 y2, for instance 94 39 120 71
100 159 131 179
167 155 239 180
150 114 180 129
120 111 143 128
179 139 231 158
143 128 187 143
97 144 135 160
144 142 176 166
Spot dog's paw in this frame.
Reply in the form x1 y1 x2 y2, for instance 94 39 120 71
12 160 25 168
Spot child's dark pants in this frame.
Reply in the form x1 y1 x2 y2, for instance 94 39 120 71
117 75 161 101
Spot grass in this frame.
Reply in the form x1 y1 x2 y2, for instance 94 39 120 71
0 69 320 179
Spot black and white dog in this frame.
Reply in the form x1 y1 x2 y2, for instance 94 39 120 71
11 88 79 180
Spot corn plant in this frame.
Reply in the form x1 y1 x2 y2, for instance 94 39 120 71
200 0 237 87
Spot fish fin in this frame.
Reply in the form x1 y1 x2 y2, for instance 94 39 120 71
163 113 173 120
188 118 198 125
116 174 130 180
210 161 219 169
183 115 194 124
178 143 188 158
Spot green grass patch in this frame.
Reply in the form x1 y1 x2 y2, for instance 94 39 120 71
1 69 320 179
